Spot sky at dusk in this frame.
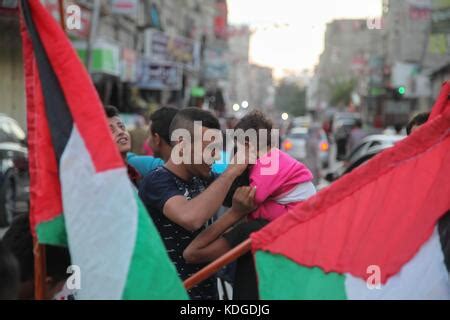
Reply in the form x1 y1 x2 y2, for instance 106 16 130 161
227 0 382 77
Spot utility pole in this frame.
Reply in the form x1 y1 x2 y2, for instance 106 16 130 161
85 0 101 73
418 19 432 73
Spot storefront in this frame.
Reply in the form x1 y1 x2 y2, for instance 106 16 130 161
42 0 141 113
201 46 230 114
141 29 200 107
0 1 26 129
73 39 128 109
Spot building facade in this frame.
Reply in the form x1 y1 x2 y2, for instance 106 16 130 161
0 0 233 127
0 1 25 128
315 19 384 112
312 0 450 127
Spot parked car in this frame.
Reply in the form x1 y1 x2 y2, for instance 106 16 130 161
282 127 308 161
291 116 312 129
282 126 330 169
0 115 29 227
326 134 404 182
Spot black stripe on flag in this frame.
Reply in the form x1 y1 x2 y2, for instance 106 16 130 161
21 0 73 163
438 210 450 273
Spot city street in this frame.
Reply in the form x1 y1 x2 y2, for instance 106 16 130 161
0 0 449 303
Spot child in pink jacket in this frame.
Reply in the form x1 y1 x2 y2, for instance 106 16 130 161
227 111 317 222
249 147 316 221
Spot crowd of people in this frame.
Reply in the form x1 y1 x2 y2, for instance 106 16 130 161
0 106 435 300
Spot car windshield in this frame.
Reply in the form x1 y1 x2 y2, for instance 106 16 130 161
289 133 308 140
0 120 22 143
336 119 356 127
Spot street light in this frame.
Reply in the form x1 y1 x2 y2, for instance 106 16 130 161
233 104 240 112
242 101 249 109
282 113 289 121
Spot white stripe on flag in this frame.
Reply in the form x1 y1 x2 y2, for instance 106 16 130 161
60 126 138 300
345 228 450 300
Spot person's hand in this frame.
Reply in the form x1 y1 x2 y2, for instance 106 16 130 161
232 186 257 218
226 142 257 178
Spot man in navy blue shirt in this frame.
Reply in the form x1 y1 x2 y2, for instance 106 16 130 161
139 108 253 300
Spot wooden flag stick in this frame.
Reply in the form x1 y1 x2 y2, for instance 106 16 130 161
58 0 66 32
33 238 47 300
184 239 252 290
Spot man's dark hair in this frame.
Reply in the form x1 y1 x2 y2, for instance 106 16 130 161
3 214 71 283
0 240 20 299
104 105 120 118
150 107 179 145
169 108 221 145
354 119 363 128
406 112 430 135
234 110 273 147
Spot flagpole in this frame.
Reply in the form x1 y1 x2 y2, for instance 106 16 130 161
33 0 66 301
184 239 252 290
33 239 47 300
86 0 101 72
58 0 66 32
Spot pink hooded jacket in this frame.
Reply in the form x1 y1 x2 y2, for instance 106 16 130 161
249 148 314 221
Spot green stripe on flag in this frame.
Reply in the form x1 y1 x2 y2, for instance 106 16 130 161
36 215 68 246
122 195 188 300
255 251 347 300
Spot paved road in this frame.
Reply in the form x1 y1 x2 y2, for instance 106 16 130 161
0 228 7 239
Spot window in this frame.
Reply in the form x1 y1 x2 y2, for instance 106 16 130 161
9 120 25 142
289 133 307 140
348 142 369 163
369 141 381 148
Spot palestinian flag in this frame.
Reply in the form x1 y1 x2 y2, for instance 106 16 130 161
252 83 450 300
20 0 187 300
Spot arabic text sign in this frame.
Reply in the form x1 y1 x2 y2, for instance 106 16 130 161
145 30 199 69
137 60 182 90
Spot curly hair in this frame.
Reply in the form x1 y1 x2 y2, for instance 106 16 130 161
234 110 273 148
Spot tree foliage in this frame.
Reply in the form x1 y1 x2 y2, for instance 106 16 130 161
326 78 357 107
274 81 306 117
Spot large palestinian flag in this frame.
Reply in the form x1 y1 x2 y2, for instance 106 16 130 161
20 0 187 300
252 83 450 300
